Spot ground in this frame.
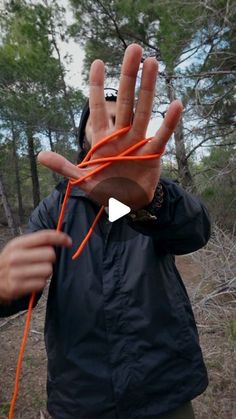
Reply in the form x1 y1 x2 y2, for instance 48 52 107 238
0 226 235 419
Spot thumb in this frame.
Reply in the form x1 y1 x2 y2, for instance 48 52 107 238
37 151 81 180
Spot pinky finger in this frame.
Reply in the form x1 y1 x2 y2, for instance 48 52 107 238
144 100 183 154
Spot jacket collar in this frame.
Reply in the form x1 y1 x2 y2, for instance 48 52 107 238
55 179 89 198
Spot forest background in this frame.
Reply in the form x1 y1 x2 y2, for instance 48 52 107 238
0 0 235 231
0 0 235 418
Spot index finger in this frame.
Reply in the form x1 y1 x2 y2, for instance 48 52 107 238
10 230 72 249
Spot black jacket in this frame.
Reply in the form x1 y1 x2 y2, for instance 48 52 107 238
0 179 210 419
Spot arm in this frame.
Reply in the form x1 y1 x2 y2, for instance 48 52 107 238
0 187 71 317
128 178 211 255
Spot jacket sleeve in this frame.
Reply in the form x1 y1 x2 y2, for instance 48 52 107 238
128 178 211 255
0 188 61 318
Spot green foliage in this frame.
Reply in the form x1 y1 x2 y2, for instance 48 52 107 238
70 0 206 73
0 402 10 416
227 320 236 342
0 0 84 220
0 1 66 128
0 2 62 89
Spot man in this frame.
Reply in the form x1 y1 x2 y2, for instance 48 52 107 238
0 44 210 419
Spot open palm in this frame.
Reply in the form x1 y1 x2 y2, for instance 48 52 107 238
38 44 183 209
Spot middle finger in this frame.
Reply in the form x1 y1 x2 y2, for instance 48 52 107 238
115 44 143 130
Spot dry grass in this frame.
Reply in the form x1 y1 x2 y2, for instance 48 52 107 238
190 225 236 418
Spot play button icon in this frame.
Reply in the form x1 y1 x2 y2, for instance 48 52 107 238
86 176 149 241
108 197 131 222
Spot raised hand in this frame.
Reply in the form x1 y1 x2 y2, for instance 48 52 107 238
38 44 183 209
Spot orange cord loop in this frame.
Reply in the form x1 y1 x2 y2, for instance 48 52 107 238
9 127 165 418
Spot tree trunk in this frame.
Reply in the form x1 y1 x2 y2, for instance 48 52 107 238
0 174 18 236
11 125 24 223
174 117 196 191
26 128 40 208
165 76 195 191
47 129 59 184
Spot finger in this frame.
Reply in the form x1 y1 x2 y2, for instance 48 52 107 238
142 100 183 154
11 263 53 280
89 60 108 140
8 230 72 250
8 247 56 266
132 57 158 138
10 279 47 299
115 44 143 129
38 151 81 180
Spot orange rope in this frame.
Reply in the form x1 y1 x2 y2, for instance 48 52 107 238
8 127 165 418
72 206 105 260
8 292 36 419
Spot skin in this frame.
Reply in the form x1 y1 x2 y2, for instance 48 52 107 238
0 231 72 302
0 44 183 302
85 101 117 147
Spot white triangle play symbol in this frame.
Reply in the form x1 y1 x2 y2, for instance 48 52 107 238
108 197 131 222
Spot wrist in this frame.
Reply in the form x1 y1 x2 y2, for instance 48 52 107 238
128 182 164 222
